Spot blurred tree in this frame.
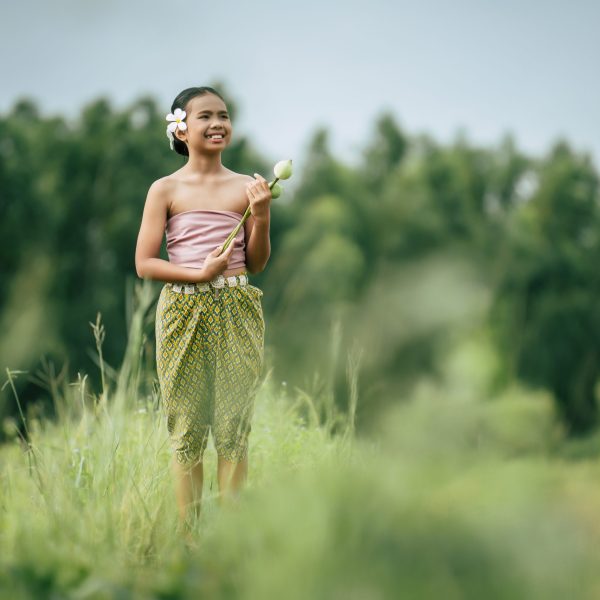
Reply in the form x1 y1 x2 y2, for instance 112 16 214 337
489 141 600 434
359 111 407 195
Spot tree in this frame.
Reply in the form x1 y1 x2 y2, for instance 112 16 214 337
489 141 600 434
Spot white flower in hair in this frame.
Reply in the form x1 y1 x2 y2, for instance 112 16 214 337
165 108 187 150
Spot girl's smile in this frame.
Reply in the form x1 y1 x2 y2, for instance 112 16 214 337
206 134 225 144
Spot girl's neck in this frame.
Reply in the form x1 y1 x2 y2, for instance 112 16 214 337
184 153 225 176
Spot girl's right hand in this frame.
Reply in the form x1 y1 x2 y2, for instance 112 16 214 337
202 242 235 280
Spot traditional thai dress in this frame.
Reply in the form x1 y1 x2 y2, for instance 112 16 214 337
155 209 265 465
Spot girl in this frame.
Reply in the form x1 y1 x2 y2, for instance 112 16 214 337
135 86 272 532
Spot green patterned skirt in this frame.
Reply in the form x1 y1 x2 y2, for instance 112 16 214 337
155 272 265 466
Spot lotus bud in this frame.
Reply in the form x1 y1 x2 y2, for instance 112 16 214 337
273 159 293 180
269 181 283 199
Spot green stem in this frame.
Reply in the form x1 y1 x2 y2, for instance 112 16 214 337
220 178 279 254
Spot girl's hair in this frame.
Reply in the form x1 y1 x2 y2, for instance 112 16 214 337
170 86 227 157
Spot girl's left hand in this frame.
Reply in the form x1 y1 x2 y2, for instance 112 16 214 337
246 173 272 220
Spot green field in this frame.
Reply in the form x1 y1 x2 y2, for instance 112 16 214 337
2 300 600 599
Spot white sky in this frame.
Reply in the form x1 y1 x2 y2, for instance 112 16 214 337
1 0 598 174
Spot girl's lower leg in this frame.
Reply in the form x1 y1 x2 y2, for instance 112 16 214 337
172 454 204 528
217 454 248 505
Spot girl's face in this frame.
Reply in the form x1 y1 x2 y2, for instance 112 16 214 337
176 93 232 152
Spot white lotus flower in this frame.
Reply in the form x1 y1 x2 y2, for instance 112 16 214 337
165 108 187 150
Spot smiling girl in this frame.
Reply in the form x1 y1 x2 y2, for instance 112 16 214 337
135 86 271 535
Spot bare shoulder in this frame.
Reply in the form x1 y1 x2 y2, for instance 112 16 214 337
145 175 176 211
148 175 175 194
226 171 256 203
226 169 255 185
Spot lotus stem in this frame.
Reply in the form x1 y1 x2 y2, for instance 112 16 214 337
220 178 279 254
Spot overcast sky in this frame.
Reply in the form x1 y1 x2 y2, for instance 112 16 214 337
1 0 598 173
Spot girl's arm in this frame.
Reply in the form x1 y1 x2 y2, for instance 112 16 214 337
244 214 271 274
244 174 272 274
135 180 212 283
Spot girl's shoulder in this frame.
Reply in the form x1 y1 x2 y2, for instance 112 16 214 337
235 171 255 183
220 170 255 196
145 176 176 208
224 168 254 184
149 173 178 190
148 171 189 200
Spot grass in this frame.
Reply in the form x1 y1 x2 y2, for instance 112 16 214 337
2 279 600 598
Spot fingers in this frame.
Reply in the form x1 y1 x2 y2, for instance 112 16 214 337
253 172 268 184
212 241 235 256
248 173 269 192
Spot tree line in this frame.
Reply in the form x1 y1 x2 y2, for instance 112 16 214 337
1 85 599 440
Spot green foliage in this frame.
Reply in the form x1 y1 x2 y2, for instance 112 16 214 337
489 142 600 434
1 91 600 440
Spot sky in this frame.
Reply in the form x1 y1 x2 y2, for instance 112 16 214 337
1 0 598 175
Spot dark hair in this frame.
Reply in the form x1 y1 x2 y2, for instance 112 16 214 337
170 86 227 157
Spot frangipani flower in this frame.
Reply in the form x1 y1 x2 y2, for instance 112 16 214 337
165 108 187 150
221 159 293 253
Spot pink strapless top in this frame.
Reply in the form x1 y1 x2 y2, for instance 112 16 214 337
165 209 246 270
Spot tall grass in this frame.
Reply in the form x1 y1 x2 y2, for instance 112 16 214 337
1 279 600 598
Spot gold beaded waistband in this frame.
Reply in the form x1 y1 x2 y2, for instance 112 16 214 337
167 273 249 294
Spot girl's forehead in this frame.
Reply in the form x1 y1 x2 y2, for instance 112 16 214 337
187 94 228 112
